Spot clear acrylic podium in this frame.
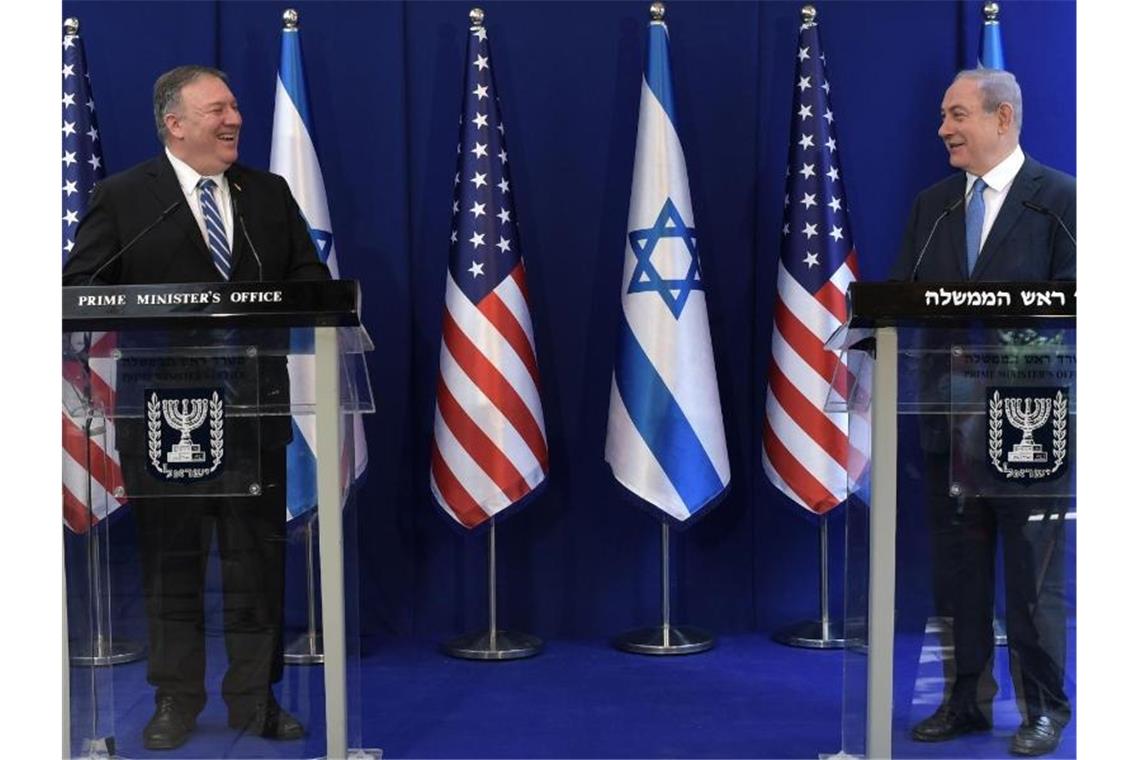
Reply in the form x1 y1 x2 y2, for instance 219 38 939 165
63 280 374 759
827 282 1076 759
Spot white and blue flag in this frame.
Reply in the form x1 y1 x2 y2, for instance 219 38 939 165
270 16 368 519
604 14 730 524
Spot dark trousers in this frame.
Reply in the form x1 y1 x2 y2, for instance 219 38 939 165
132 445 287 717
921 433 1070 723
947 495 1071 724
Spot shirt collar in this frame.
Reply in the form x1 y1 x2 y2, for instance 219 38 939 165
966 144 1024 195
165 147 227 195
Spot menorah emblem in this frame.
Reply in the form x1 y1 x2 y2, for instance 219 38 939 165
987 387 1068 483
1004 396 1051 464
146 388 225 482
163 398 209 463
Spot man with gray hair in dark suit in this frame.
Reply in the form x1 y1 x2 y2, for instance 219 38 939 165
64 64 328 750
893 67 1074 757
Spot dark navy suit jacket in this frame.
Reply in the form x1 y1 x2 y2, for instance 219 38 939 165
62 154 331 449
61 154 329 285
891 155 1075 282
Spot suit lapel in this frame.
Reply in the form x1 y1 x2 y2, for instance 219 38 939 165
972 157 1043 280
146 155 217 274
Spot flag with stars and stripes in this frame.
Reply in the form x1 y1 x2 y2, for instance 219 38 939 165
429 19 548 529
604 14 730 525
270 17 368 521
761 18 861 515
979 7 1005 69
62 21 124 533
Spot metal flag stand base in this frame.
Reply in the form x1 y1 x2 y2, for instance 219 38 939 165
284 513 324 664
615 522 714 656
69 637 145 667
443 519 542 661
773 517 851 649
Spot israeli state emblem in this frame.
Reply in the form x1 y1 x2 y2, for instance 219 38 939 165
987 387 1069 483
146 388 225 482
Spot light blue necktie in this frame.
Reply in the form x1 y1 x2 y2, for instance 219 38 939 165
197 178 232 279
965 178 987 275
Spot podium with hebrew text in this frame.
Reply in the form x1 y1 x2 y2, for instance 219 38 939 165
63 280 374 759
825 282 1076 759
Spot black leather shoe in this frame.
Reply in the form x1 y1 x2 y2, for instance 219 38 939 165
1011 715 1063 756
910 703 990 742
229 697 305 740
143 696 197 750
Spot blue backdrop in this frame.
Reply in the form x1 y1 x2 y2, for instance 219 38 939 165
62 0 1076 639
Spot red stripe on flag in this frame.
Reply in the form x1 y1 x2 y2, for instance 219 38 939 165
773 299 840 386
62 413 89 465
87 368 117 410
510 264 531 302
63 359 86 390
845 249 860 278
431 441 490 528
63 486 97 534
816 280 848 323
90 332 118 355
62 413 124 500
767 362 847 468
763 421 839 514
436 379 529 504
441 312 548 465
477 292 541 388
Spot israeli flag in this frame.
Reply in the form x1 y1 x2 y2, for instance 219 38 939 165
604 18 730 524
270 21 367 519
979 12 1005 70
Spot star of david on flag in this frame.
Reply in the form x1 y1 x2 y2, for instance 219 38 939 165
627 198 703 319
269 14 368 520
605 13 729 525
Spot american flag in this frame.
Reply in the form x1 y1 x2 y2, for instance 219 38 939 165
430 17 548 528
62 19 124 532
761 16 860 515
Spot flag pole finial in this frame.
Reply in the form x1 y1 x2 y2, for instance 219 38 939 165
800 5 817 26
64 17 80 36
983 2 1000 23
469 7 485 28
283 9 299 29
650 2 665 21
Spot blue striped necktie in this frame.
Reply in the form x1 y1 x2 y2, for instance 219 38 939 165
197 177 232 279
965 178 987 275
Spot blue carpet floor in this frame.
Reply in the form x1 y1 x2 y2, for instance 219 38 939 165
72 625 1075 758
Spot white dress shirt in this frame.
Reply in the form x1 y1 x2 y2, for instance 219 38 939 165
964 144 1024 252
165 147 235 254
